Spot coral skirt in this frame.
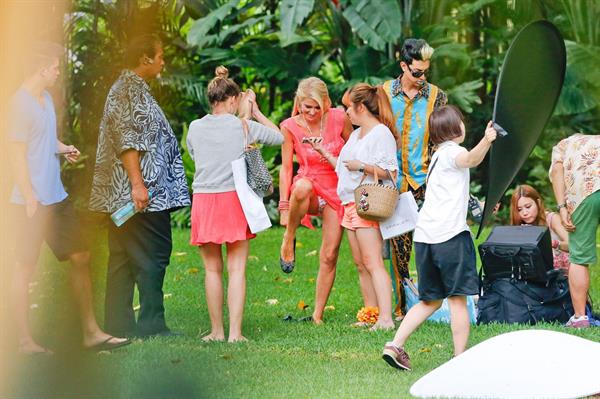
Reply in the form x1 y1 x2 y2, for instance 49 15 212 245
190 191 256 246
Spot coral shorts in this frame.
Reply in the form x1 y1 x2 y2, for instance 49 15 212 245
341 202 379 231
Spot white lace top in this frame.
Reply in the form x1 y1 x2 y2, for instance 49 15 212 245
335 124 398 204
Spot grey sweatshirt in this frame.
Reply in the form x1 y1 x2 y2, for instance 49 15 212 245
187 113 283 193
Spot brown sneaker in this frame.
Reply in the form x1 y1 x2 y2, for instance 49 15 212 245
382 343 411 371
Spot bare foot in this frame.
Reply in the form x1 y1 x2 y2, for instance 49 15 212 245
228 336 248 343
370 322 395 331
202 333 225 342
83 332 128 348
18 340 52 355
313 318 324 326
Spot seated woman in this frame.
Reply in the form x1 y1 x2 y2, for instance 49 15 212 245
510 184 570 274
278 77 353 324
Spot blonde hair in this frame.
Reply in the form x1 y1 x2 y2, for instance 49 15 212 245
207 65 240 105
401 38 434 64
292 77 331 116
420 43 434 61
348 83 400 148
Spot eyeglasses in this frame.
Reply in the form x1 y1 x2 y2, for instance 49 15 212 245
407 64 429 78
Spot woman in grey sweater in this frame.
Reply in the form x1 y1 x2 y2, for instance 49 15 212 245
187 66 282 342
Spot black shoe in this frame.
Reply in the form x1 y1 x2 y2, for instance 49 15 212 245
279 238 296 273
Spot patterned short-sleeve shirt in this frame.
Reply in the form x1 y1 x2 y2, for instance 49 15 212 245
550 133 600 213
89 70 190 213
385 74 447 191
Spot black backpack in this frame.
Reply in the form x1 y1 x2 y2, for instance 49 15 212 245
478 226 553 284
477 272 573 325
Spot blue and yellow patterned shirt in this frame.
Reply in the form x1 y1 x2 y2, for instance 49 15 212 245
383 75 446 192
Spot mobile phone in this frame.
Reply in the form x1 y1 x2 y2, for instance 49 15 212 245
302 137 323 144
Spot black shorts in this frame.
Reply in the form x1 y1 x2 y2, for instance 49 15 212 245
415 230 478 301
14 198 87 265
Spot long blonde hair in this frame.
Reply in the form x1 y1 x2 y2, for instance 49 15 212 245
292 77 331 116
347 83 400 148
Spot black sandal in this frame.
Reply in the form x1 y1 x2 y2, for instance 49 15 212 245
279 238 296 273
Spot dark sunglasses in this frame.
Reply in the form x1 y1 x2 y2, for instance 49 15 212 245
407 64 429 78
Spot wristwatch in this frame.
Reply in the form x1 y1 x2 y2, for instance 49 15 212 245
358 163 365 173
557 203 567 211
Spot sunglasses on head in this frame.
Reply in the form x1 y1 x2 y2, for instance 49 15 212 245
407 64 428 78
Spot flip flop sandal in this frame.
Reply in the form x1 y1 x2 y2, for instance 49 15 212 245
86 336 131 352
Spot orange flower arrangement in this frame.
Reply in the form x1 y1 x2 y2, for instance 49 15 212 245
356 306 379 324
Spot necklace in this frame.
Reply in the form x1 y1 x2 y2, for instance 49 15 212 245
301 113 330 164
301 113 324 138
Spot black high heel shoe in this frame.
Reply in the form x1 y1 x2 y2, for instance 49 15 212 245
279 238 296 273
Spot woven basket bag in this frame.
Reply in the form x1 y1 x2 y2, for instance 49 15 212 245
353 168 399 221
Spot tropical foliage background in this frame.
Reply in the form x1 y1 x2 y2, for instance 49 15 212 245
49 0 600 224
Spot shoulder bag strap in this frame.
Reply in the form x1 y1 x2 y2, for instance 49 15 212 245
426 156 439 186
240 118 250 149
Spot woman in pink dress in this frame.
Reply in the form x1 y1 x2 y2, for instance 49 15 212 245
279 77 353 324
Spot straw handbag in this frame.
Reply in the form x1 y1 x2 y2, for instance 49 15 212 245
354 168 399 221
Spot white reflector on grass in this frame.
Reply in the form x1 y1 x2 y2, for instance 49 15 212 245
410 330 600 399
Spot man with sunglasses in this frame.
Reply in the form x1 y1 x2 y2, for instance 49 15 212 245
382 38 447 320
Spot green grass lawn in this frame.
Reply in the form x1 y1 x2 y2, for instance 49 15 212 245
8 226 600 399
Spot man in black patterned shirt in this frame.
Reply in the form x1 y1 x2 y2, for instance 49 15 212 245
90 35 190 337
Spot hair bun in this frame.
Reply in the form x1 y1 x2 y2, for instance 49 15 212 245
215 65 229 79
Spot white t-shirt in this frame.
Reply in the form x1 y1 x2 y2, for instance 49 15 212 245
414 141 470 244
336 124 398 204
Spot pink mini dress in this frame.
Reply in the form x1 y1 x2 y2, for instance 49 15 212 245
280 107 346 229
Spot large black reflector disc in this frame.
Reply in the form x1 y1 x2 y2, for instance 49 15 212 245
477 20 566 237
